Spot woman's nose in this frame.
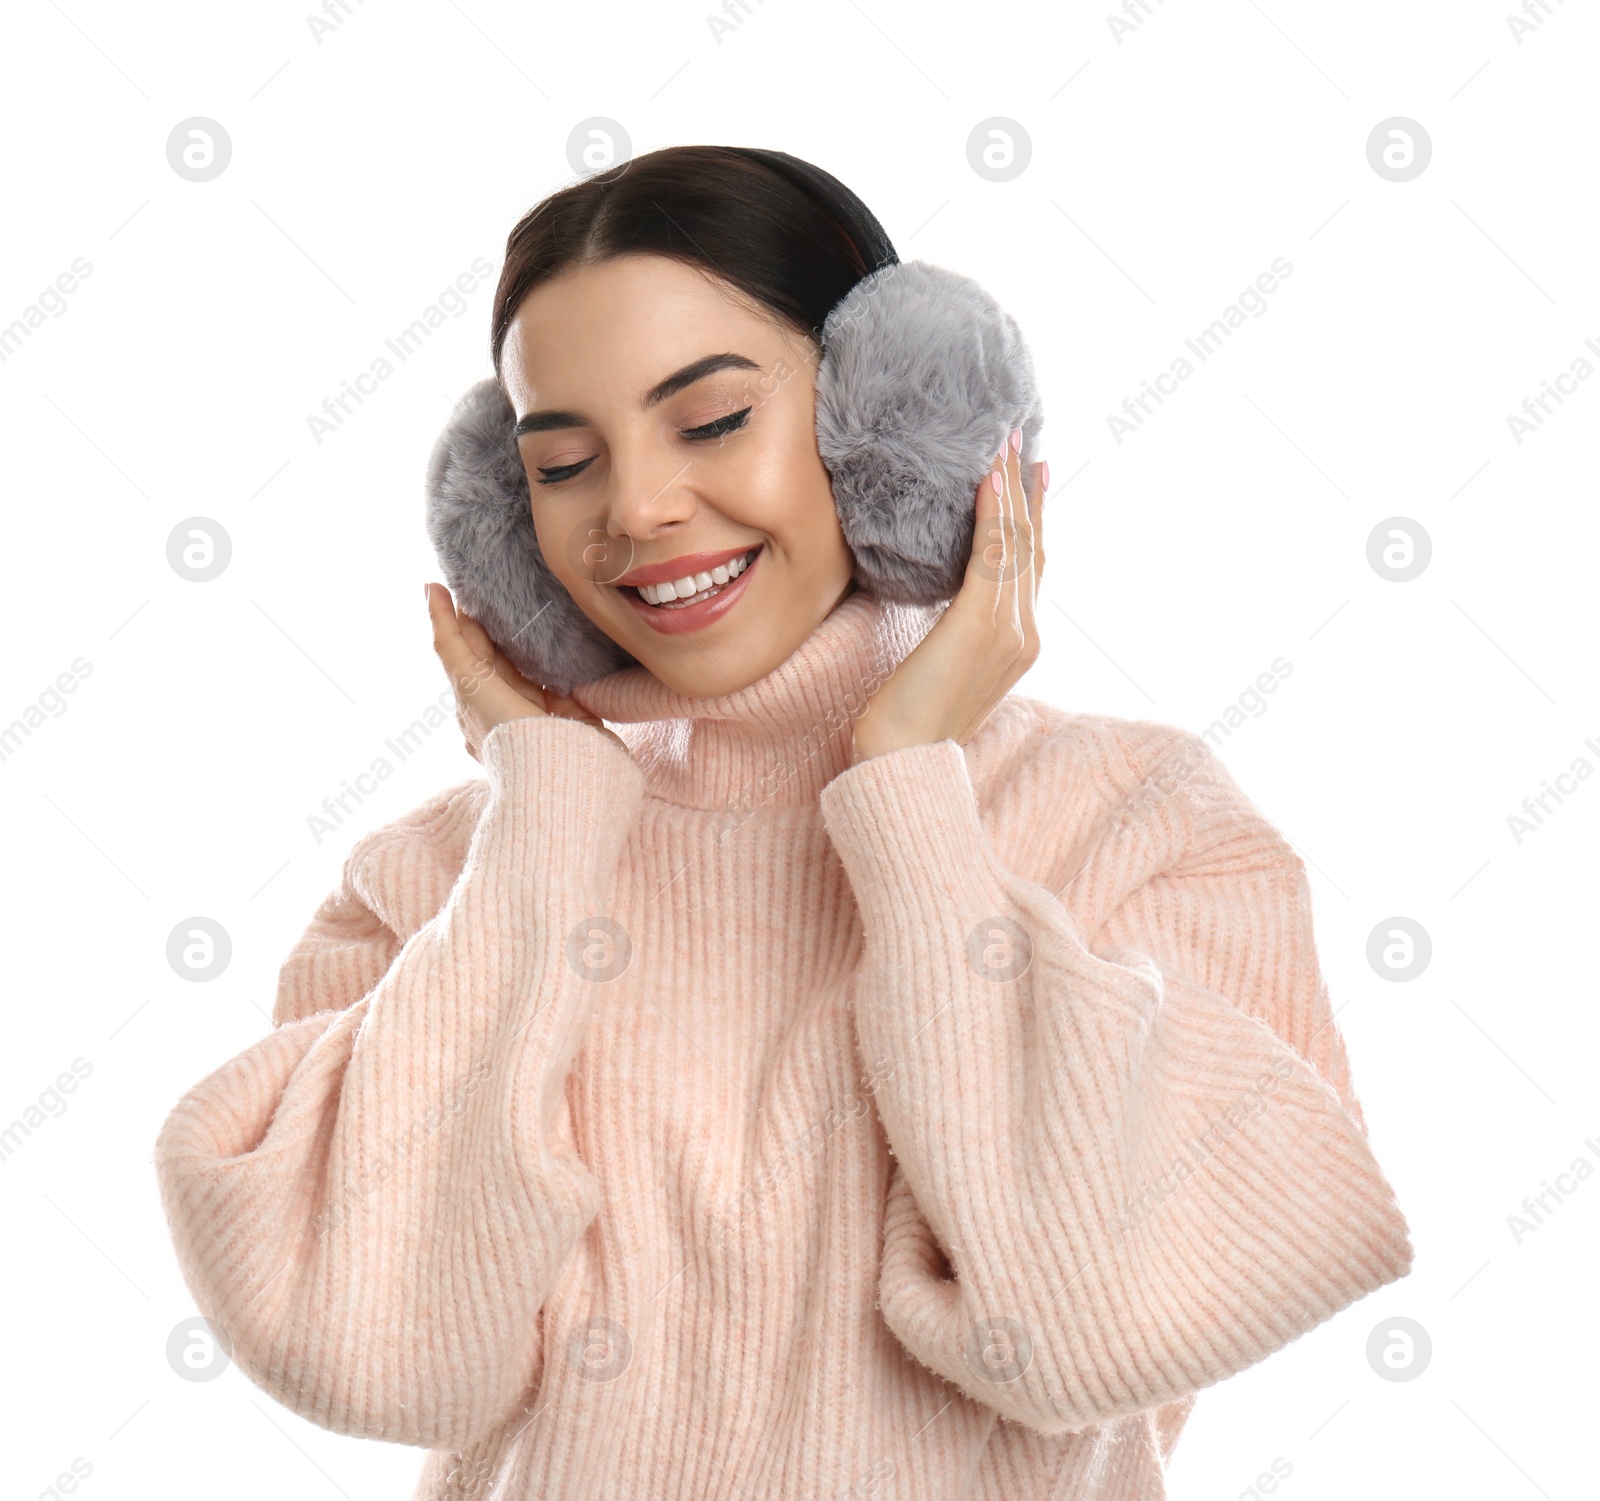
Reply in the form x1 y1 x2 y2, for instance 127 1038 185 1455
600 445 702 542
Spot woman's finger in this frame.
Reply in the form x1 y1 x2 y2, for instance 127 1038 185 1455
426 583 491 696
1002 435 1045 646
972 433 1041 741
1030 460 1047 581
987 428 1025 645
963 446 1009 608
1020 455 1045 631
453 604 494 659
453 604 551 710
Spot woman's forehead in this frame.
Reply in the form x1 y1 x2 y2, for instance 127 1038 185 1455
502 261 800 410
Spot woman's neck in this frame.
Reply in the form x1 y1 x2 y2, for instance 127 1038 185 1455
569 591 939 810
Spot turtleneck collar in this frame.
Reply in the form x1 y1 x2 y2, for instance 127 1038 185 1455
568 590 943 810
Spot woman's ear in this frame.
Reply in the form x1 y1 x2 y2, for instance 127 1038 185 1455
815 259 1044 605
423 379 637 696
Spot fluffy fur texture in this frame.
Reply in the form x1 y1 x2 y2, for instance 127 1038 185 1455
424 258 1044 693
815 259 1044 602
424 380 640 693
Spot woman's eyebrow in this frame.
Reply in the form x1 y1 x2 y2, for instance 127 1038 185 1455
513 352 762 436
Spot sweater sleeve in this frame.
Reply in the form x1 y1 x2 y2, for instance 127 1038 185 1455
817 728 1413 1436
153 713 644 1451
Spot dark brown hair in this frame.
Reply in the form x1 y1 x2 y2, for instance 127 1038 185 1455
488 145 898 379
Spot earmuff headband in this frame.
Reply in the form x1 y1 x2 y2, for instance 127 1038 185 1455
424 258 1043 695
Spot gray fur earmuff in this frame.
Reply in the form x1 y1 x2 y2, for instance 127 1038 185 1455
424 258 1044 695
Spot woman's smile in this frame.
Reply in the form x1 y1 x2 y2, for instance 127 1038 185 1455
616 544 764 634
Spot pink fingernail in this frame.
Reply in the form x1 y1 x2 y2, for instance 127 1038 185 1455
990 470 1003 496
1010 427 1023 453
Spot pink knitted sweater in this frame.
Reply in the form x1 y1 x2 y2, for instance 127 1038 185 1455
153 590 1412 1500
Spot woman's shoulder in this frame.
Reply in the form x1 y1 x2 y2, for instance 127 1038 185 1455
273 773 491 1026
969 692 1211 794
969 693 1295 871
330 773 493 945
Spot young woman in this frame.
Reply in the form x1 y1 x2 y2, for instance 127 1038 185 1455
155 145 1412 1500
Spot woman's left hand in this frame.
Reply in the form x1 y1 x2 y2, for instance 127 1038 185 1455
851 428 1048 765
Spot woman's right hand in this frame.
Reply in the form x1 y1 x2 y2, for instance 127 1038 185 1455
425 582 628 762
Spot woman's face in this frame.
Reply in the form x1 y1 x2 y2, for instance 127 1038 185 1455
499 252 858 699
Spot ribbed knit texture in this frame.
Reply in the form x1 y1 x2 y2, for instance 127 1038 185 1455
152 591 1412 1500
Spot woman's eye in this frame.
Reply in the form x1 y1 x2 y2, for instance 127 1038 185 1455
682 406 752 441
534 457 595 486
532 406 749 485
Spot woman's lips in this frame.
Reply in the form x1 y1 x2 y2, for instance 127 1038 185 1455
620 546 762 635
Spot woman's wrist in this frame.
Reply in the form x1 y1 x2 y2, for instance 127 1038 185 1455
850 724 951 766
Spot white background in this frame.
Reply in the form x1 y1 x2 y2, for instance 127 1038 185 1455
1 0 1595 1497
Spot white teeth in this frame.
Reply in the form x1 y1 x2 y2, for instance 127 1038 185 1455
637 549 754 605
